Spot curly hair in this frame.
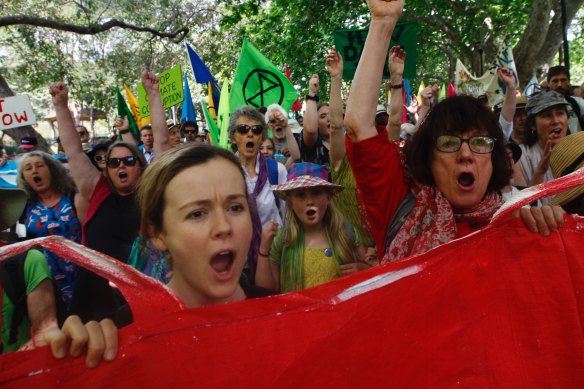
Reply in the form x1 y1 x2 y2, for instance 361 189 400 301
228 106 268 141
17 151 77 200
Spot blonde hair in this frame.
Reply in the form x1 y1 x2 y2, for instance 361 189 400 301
282 192 357 264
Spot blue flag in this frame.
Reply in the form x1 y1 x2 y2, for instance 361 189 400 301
182 72 197 123
186 43 217 84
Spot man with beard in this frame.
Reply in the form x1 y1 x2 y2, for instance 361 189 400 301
546 66 584 133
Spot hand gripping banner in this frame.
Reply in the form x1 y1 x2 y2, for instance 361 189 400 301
2 171 584 387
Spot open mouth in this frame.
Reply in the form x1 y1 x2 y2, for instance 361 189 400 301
245 141 255 151
210 251 235 279
550 128 562 136
33 176 42 184
118 172 128 181
457 172 475 188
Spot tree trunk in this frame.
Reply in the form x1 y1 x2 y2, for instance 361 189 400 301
514 0 584 87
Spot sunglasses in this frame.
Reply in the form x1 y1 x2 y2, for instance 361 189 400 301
184 130 197 134
236 124 263 135
94 155 106 163
106 156 138 168
435 135 496 154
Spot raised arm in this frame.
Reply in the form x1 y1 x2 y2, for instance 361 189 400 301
387 46 405 141
303 74 320 149
326 48 346 169
255 222 280 291
498 68 517 141
114 116 138 145
50 83 100 200
345 0 404 141
141 71 170 157
415 84 438 129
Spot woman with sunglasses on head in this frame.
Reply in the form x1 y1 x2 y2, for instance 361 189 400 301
49 75 166 326
17 151 82 309
228 106 287 281
344 0 565 264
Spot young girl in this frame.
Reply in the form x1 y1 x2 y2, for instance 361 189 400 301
256 163 369 293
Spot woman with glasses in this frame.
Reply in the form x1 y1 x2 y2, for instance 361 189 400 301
343 0 565 264
228 106 287 280
17 151 82 309
50 82 148 326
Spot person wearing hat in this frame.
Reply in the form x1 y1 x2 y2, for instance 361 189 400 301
255 162 369 293
546 65 584 133
549 131 584 215
19 136 38 152
518 90 571 195
0 187 58 353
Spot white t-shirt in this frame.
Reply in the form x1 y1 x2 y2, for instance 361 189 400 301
243 153 287 227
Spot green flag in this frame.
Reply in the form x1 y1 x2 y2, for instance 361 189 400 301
230 39 298 112
201 99 219 145
116 86 139 140
439 84 446 101
333 20 419 81
217 79 231 150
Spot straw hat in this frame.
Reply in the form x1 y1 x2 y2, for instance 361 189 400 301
549 131 584 206
0 188 27 230
271 163 343 199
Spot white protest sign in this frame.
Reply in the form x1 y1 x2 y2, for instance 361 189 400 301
0 95 36 130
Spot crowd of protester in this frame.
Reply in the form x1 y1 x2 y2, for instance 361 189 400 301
0 0 583 369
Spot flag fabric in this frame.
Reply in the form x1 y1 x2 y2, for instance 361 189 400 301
124 84 149 128
230 39 298 112
416 81 426 106
201 99 219 144
454 45 519 107
523 75 541 98
207 82 218 122
116 86 139 140
439 84 446 101
447 82 457 98
181 72 197 124
4 170 584 387
186 43 217 84
403 79 412 106
333 21 419 81
185 43 220 119
217 79 231 149
285 64 302 112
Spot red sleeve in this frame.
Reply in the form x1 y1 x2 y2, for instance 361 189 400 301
82 175 111 244
346 130 409 255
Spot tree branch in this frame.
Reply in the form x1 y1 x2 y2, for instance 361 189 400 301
0 15 189 43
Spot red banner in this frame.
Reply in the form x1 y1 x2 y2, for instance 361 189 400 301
2 171 584 387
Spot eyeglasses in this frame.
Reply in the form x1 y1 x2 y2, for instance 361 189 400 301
106 156 138 168
236 124 263 135
435 135 496 154
94 155 106 163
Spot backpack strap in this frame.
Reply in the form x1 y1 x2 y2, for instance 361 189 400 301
384 192 416 254
566 96 584 132
0 251 28 345
266 157 281 211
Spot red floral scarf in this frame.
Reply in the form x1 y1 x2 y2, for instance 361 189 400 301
383 184 503 263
